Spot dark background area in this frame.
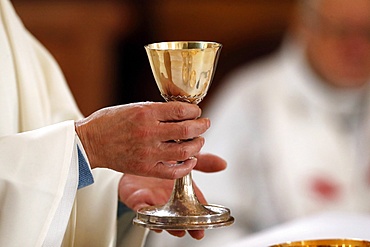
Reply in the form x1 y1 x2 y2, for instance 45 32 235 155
12 0 296 115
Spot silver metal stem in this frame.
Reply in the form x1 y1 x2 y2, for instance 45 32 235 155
163 172 214 216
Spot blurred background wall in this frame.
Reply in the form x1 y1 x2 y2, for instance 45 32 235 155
12 0 295 116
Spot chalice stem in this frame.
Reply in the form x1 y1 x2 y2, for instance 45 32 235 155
169 172 199 205
164 171 214 216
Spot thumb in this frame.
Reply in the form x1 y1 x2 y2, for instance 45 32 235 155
155 158 197 179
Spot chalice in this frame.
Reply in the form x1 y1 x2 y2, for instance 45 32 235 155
133 41 234 230
271 239 370 246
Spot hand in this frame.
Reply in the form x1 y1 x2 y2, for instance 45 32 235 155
75 102 210 179
118 153 227 240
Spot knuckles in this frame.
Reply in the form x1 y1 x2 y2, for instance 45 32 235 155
177 138 204 161
169 102 201 120
130 104 154 121
178 145 193 161
177 119 208 139
172 103 189 119
178 124 191 138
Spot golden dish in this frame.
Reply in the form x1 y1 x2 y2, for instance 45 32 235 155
271 239 370 247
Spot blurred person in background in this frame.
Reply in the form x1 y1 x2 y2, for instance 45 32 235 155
146 0 370 246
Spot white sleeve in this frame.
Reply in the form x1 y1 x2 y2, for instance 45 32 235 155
43 137 79 247
0 120 77 246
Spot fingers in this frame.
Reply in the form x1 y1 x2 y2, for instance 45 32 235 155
159 118 210 141
123 188 160 211
194 153 227 173
150 158 198 179
188 230 205 240
153 230 204 240
166 230 186 238
148 151 227 179
157 137 205 162
129 193 169 212
119 174 173 211
156 102 202 122
141 144 226 180
78 101 216 180
117 136 205 179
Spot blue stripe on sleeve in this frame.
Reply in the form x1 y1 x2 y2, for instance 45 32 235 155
77 145 94 189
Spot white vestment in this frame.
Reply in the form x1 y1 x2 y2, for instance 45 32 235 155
0 0 146 246
146 39 370 247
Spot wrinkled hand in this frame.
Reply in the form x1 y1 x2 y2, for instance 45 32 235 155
75 102 210 179
118 153 227 240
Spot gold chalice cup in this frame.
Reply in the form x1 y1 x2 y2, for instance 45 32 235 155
133 41 234 230
271 239 370 247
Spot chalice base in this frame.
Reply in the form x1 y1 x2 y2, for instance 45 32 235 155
133 204 234 230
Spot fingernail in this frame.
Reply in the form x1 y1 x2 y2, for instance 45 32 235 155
162 161 184 167
206 118 210 128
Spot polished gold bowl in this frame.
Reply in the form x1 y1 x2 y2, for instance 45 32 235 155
271 239 370 247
